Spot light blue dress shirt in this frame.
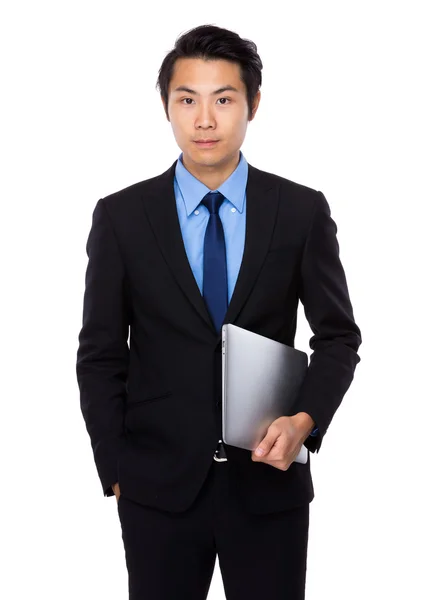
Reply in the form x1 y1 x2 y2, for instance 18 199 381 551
173 151 318 438
174 150 247 305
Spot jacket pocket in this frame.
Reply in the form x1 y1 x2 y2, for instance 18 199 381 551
126 390 173 410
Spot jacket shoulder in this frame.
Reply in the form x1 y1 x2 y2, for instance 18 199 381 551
91 160 177 223
250 163 320 198
100 170 165 209
248 164 323 223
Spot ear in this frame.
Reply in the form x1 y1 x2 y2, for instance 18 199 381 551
161 97 170 121
249 90 261 121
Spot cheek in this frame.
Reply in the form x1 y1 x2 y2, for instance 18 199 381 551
169 110 188 130
229 110 249 130
170 121 188 142
232 119 249 143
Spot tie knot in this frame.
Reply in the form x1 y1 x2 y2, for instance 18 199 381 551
200 191 225 215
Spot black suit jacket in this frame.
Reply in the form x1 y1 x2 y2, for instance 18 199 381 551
76 159 362 514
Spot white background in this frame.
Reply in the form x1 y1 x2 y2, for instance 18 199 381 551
1 1 427 598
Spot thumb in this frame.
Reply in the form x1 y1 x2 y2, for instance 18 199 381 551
254 427 278 457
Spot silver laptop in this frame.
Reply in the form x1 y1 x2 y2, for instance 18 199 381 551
222 324 309 464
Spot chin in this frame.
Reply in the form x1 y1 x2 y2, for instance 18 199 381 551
190 147 228 163
185 150 215 164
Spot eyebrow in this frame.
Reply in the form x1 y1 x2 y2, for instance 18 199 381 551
172 85 240 95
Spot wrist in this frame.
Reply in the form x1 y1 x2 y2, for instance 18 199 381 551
291 412 315 438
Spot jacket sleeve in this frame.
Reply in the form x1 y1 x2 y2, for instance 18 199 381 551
294 191 362 453
76 198 130 497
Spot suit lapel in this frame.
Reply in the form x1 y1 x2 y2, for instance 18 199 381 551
143 159 279 341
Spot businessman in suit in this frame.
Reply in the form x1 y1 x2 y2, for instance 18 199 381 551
76 24 362 600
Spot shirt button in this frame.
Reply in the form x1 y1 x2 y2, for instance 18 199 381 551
231 207 236 213
194 210 200 215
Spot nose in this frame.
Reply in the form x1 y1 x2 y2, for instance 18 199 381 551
195 102 216 129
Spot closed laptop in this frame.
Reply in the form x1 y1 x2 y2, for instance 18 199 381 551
222 324 309 464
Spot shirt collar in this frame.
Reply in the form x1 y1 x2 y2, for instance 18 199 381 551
175 150 248 217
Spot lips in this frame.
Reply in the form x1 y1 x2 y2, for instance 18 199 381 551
194 140 219 148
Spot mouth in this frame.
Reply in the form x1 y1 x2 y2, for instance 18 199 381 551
194 140 219 148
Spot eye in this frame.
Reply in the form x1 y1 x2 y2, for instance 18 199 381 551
180 97 232 105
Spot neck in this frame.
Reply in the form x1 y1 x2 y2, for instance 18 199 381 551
181 151 240 190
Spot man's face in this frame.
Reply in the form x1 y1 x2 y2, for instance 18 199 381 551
163 57 260 171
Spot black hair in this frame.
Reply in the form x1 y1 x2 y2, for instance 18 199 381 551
156 24 263 120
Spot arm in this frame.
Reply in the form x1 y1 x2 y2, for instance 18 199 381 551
294 191 362 453
76 198 130 497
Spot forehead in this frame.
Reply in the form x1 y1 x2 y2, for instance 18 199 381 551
169 58 245 94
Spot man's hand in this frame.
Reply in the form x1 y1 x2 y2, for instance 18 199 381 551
251 412 315 471
112 482 121 503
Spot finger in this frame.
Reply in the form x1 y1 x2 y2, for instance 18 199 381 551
254 427 279 457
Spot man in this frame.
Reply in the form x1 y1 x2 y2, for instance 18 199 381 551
76 24 362 600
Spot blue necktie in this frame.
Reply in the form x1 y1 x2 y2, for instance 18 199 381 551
200 191 228 332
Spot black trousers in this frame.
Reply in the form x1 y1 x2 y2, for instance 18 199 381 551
117 458 310 599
